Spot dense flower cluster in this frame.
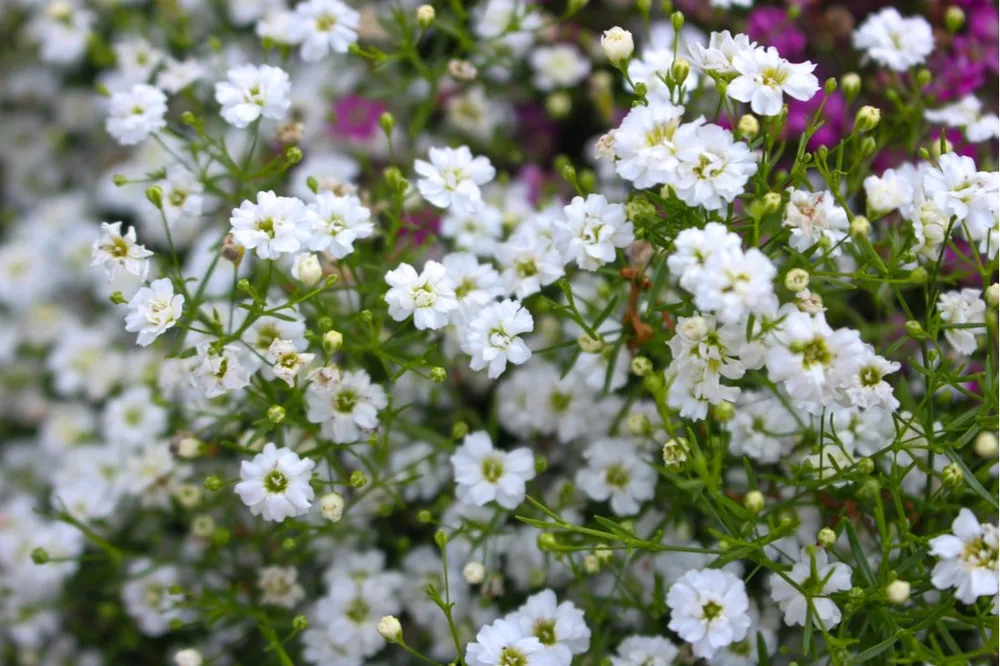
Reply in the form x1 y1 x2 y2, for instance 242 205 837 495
0 1 996 666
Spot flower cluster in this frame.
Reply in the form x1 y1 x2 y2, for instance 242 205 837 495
0 1 996 666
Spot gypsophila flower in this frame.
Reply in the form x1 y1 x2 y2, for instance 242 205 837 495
610 635 680 666
727 46 819 117
414 146 496 212
235 442 316 522
258 565 306 608
191 341 254 398
461 299 533 379
304 191 374 257
673 124 758 211
91 221 154 282
290 0 359 61
576 439 657 516
306 368 387 442
124 278 184 347
509 589 591 665
451 431 536 510
230 190 308 259
106 84 168 145
852 8 934 72
937 289 986 355
385 260 459 330
215 64 291 128
466 617 552 666
267 338 315 386
929 508 999 604
769 548 852 628
667 568 752 660
530 44 592 91
556 194 633 271
783 189 851 256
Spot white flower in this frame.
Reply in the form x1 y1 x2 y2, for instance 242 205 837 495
113 37 164 83
840 349 901 412
576 439 657 516
214 64 291 128
385 260 459 330
667 222 743 293
230 190 309 259
924 153 999 237
461 299 533 378
305 368 388 442
191 341 254 398
450 431 536 510
91 221 154 282
673 124 757 211
414 146 496 212
292 252 323 286
692 247 777 324
530 44 592 91
689 31 758 78
509 589 591 665
466 617 552 666
610 635 680 666
291 0 359 61
937 288 986 355
124 278 184 347
769 548 853 628
556 194 634 271
258 566 306 608
104 385 168 447
156 57 205 94
765 310 866 412
612 99 696 188
863 168 915 215
267 338 315 386
601 27 634 63
235 442 316 522
304 191 374 258
106 84 168 145
727 47 819 117
443 252 503 322
498 234 566 299
174 649 203 666
29 1 95 65
158 166 205 225
726 391 799 464
853 8 934 72
122 561 192 636
666 568 752 660
783 189 851 256
929 508 999 604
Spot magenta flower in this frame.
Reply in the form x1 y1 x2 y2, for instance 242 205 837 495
786 91 846 150
330 96 388 143
747 7 806 60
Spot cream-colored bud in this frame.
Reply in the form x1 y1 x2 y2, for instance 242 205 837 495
886 579 911 604
855 105 881 133
191 514 215 538
737 114 760 139
377 616 402 643
323 330 344 354
320 492 345 522
292 252 323 287
601 27 634 63
577 334 604 354
448 59 478 81
784 268 810 292
974 432 998 458
174 649 203 666
985 284 999 308
850 215 871 238
462 561 486 584
817 527 837 548
743 490 765 514
416 4 435 28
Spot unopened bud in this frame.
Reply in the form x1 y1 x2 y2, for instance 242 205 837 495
942 462 963 488
545 92 572 119
221 234 244 265
886 579 910 604
762 192 782 214
671 10 684 31
817 527 837 548
145 185 163 209
377 615 402 643
583 554 600 574
113 174 128 187
463 561 486 584
448 59 477 81
577 334 604 354
284 146 303 164
630 356 653 376
192 514 214 538
379 112 395 136
204 476 223 492
109 291 126 305
974 431 998 458
323 330 344 353
859 136 877 157
908 267 928 285
429 366 447 383
267 405 285 424
823 77 837 95
985 284 999 308
320 492 345 522
945 6 965 33
670 58 690 84
174 649 203 666
711 401 734 422
737 114 759 139
416 4 435 29
855 105 881 133
744 490 765 514
349 470 367 488
841 72 861 101
30 547 49 565
292 252 323 287
601 27 634 64
292 615 309 632
784 268 810 292
850 216 870 238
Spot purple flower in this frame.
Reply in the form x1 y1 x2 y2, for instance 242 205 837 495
786 91 846 150
747 8 806 60
330 96 388 143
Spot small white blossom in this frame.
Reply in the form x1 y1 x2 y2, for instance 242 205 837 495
385 260 459 330
91 221 154 282
230 190 309 259
291 0 359 61
937 288 986 355
667 568 752 660
929 508 999 604
267 338 315 386
727 47 819 117
215 64 291 128
853 8 934 72
235 442 316 522
769 548 853 628
461 299 534 378
414 146 496 212
304 191 374 258
124 278 184 347
450 431 536 510
106 83 168 145
556 194 634 271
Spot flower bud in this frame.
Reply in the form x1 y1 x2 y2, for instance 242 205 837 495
662 438 689 469
31 547 49 565
583 554 600 574
350 470 367 488
886 579 910 604
204 476 223 492
320 492 345 522
383 166 408 193
292 615 309 632
174 649 203 666
711 401 734 422
849 215 870 238
416 4 435 29
267 405 285 424
670 58 690 85
174 483 201 508
737 114 759 139
537 532 558 551
434 529 448 550
430 366 447 383
908 267 928 285
113 174 128 187
974 431 998 458
416 509 433 523
452 422 468 440
859 136 877 157
462 561 486 584
942 462 963 488
323 330 344 353
744 490 765 514
146 185 163 209
379 112 394 136
284 146 303 165
762 192 783 214
841 72 861 101
292 252 323 287
915 68 932 88
545 92 572 119
192 514 215 538
903 320 925 338
784 268 810 292
601 27 634 64
377 616 402 643
630 356 653 377
945 6 965 32
985 284 999 308
817 527 837 548
221 234 244 265
448 59 478 81
855 105 881 133
823 77 837 95
577 334 604 354
671 10 684 31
